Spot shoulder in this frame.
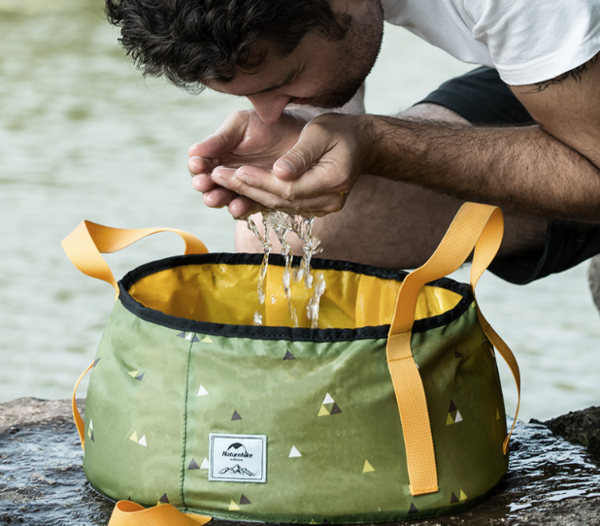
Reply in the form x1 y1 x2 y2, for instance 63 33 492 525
465 0 600 85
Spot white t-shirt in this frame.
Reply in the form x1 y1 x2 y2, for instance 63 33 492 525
381 0 600 85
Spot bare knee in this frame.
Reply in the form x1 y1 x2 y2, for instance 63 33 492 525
235 217 263 253
235 214 305 255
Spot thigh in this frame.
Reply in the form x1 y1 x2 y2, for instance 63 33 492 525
236 174 547 270
236 183 462 269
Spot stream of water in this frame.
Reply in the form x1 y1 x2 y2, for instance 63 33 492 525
248 213 323 328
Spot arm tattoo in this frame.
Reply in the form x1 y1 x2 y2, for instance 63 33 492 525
521 54 599 94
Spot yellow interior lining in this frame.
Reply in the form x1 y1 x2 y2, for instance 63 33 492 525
128 264 462 329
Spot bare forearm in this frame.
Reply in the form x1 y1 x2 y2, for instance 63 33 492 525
362 115 600 222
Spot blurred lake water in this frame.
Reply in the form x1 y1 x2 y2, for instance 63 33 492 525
1 0 598 421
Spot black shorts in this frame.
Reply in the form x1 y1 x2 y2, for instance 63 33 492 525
417 66 600 285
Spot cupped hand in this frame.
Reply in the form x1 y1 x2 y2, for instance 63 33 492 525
209 113 373 217
188 109 307 217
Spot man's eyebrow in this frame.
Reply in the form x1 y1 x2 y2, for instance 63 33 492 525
241 67 300 97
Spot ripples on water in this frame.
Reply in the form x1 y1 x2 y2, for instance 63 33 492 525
0 1 598 421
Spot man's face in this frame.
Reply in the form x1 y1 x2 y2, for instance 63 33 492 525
205 0 384 123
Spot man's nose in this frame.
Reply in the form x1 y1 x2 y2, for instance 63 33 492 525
247 93 290 124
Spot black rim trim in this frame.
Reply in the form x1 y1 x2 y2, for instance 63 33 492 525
118 253 474 342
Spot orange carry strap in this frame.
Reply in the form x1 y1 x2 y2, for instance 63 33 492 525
470 243 521 454
61 221 208 295
64 222 209 449
107 501 211 526
73 368 214 525
65 223 213 525
72 361 94 449
387 202 520 496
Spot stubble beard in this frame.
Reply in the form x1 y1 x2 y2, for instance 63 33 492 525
310 1 384 110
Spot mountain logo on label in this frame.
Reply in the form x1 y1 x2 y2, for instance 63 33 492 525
218 463 256 477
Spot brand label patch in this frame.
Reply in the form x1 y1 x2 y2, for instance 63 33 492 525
208 433 267 483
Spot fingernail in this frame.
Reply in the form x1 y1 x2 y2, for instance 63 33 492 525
188 156 202 171
191 175 203 189
274 158 295 174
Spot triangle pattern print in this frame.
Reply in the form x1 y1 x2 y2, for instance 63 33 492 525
318 405 331 417
229 500 241 511
177 332 200 342
289 446 302 458
318 393 342 417
231 410 242 421
447 400 462 425
240 494 251 505
197 385 209 397
129 431 147 446
362 460 375 473
188 458 200 470
329 403 342 415
200 458 209 470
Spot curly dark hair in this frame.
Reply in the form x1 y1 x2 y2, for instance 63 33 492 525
105 0 352 92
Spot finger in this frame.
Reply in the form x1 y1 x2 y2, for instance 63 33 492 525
210 166 240 187
191 173 217 193
188 156 216 175
191 171 238 207
228 196 262 219
214 168 346 216
202 187 238 209
272 120 331 181
232 164 351 202
188 111 250 159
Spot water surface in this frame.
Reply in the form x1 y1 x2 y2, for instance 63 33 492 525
1 1 598 421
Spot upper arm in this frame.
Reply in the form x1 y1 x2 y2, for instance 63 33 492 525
509 53 600 169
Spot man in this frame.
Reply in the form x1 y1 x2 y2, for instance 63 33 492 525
106 0 600 284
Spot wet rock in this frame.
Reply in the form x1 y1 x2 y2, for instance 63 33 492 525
543 406 600 463
0 398 84 434
0 398 112 526
1 398 600 526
